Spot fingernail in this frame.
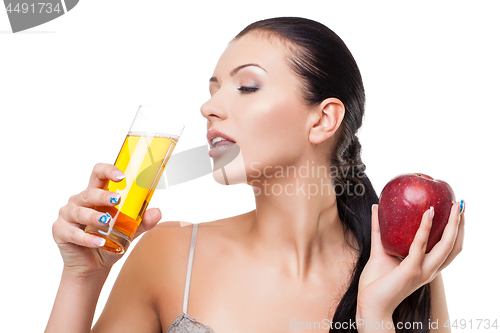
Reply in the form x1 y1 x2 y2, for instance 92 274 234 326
92 237 106 247
157 207 162 219
112 170 126 180
371 204 376 212
109 194 121 205
429 206 435 220
459 200 466 215
98 212 111 224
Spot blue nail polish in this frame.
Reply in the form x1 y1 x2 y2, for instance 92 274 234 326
99 213 111 224
110 194 120 205
459 200 465 214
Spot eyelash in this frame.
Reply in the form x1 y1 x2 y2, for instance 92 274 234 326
238 86 259 94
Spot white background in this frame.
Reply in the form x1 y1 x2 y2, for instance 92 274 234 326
1 1 499 331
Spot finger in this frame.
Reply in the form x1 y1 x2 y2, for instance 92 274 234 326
71 188 121 208
88 163 126 189
60 203 116 228
424 201 462 272
405 207 434 267
53 219 106 248
370 204 386 256
133 208 162 240
439 209 465 271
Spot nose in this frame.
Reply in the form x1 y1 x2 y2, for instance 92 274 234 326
200 94 226 121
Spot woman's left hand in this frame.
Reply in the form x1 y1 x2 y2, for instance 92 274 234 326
356 201 465 321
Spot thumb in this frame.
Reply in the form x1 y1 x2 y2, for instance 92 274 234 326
133 208 162 240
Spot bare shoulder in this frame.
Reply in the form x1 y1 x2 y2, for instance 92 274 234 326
196 210 255 252
137 220 196 251
121 212 253 325
127 221 198 288
128 211 254 287
95 221 197 332
113 221 197 327
130 209 253 269
134 211 251 255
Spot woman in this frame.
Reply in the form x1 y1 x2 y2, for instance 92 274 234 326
46 17 464 333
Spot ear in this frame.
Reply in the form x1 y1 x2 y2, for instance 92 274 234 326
309 98 345 144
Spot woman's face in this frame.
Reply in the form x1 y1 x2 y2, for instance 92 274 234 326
201 32 315 183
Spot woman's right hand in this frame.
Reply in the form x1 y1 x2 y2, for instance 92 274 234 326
52 163 162 277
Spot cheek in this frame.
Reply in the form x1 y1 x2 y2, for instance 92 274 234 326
237 92 308 169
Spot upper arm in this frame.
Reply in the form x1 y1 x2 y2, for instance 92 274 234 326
92 222 193 333
430 273 451 332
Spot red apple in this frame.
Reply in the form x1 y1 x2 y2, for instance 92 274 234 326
378 173 456 258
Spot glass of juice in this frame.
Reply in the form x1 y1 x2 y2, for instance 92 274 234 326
85 105 184 254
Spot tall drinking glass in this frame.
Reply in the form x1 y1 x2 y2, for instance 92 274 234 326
85 105 184 254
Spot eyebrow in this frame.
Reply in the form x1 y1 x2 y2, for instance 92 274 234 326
209 63 267 83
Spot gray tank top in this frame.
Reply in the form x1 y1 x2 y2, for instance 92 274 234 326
165 223 216 333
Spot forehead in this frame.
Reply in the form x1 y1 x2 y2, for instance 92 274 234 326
213 33 290 75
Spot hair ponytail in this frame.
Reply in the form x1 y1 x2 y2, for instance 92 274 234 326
235 17 431 332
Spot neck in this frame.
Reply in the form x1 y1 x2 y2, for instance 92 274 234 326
244 157 347 283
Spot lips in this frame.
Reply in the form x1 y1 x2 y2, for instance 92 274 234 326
207 129 236 158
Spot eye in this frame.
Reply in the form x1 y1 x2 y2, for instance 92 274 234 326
238 86 259 94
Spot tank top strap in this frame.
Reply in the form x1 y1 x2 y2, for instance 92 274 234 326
182 223 199 314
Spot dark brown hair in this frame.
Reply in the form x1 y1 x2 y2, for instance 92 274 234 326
234 17 430 333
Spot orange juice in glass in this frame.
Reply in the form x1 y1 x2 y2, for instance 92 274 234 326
85 105 184 254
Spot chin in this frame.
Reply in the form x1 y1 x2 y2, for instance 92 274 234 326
211 144 248 185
